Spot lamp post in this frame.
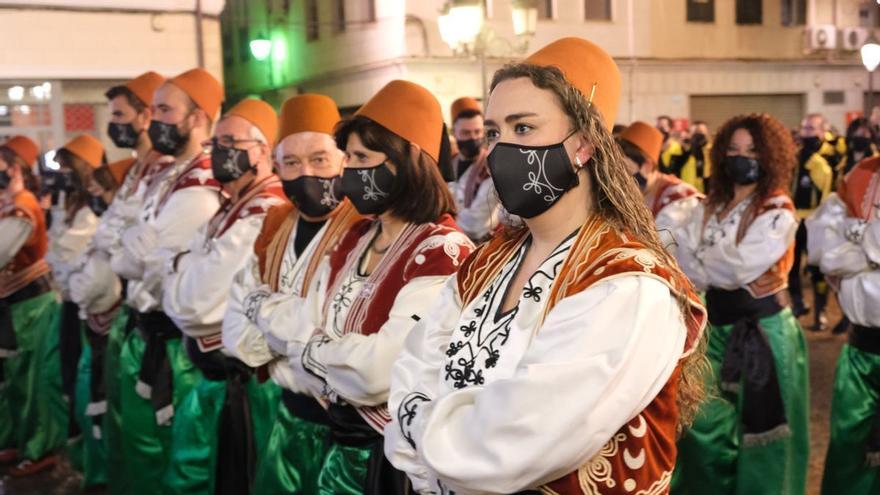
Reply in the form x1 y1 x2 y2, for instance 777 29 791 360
437 0 538 102
861 41 880 114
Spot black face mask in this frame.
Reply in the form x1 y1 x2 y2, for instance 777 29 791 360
800 136 822 154
632 172 648 191
108 122 140 149
0 170 10 190
148 119 190 156
341 163 396 216
457 138 482 159
851 136 872 153
210 143 255 184
487 135 580 219
282 175 344 218
88 195 108 217
723 155 761 185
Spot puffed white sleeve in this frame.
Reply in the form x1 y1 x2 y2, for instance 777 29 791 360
300 275 450 407
656 196 701 251
455 181 499 242
47 207 99 297
805 193 847 266
413 276 685 494
699 207 797 290
818 216 872 278
0 216 33 269
385 276 463 492
672 202 709 291
862 220 880 266
164 214 264 335
222 252 276 367
135 187 221 305
251 259 330 355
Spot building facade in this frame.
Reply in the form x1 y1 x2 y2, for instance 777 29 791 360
221 0 877 132
0 0 225 162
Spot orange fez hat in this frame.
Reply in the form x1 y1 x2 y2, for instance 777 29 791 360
2 135 39 165
450 97 482 122
278 94 341 142
61 135 104 168
356 80 443 162
123 71 165 106
524 37 621 130
620 121 664 164
224 98 279 147
106 157 137 185
167 68 224 119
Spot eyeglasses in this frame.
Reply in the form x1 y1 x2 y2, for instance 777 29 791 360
203 136 262 150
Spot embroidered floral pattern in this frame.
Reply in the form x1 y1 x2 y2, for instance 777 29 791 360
243 289 270 323
398 392 431 449
357 168 389 201
521 148 565 202
443 237 570 390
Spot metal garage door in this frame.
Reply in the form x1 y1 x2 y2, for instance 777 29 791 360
690 94 806 132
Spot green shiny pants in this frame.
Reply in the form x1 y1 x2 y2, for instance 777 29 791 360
163 375 281 494
317 442 371 495
672 309 810 495
73 336 106 487
253 402 332 494
820 343 880 494
0 292 66 461
105 308 130 494
119 330 201 495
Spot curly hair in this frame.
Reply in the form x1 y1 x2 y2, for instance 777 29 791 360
490 63 709 428
707 113 796 211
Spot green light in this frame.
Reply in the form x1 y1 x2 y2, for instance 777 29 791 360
250 38 272 61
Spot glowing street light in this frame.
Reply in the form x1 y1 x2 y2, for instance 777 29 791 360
249 37 272 61
862 41 880 112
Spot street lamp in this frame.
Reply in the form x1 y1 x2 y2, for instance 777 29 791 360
437 0 538 102
249 37 272 61
862 41 880 113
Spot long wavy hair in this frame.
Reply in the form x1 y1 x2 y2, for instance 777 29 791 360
490 63 709 427
707 113 796 212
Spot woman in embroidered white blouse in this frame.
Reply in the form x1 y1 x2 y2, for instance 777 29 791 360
385 37 707 495
671 113 809 495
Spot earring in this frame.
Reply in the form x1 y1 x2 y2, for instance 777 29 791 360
575 156 583 168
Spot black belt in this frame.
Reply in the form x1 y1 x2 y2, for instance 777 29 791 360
326 403 411 495
706 287 783 326
850 325 880 355
0 275 54 383
184 337 254 382
134 310 182 425
281 389 331 426
707 287 790 446
3 274 53 305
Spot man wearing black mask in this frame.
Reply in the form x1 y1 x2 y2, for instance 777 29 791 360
447 96 498 241
790 113 833 329
109 68 224 494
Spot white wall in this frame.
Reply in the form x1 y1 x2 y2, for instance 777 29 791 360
0 8 223 81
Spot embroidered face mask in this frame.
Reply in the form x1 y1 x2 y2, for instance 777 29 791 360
210 141 255 184
282 175 343 218
108 122 140 149
487 133 580 219
148 117 191 156
723 155 761 185
341 162 395 216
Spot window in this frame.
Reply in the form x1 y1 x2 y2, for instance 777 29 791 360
686 0 714 23
736 0 761 24
222 31 233 66
585 0 611 20
538 0 553 19
305 0 319 41
238 27 249 63
781 0 806 26
334 0 346 32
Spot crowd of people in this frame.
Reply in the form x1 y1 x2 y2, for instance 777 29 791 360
0 34 877 495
